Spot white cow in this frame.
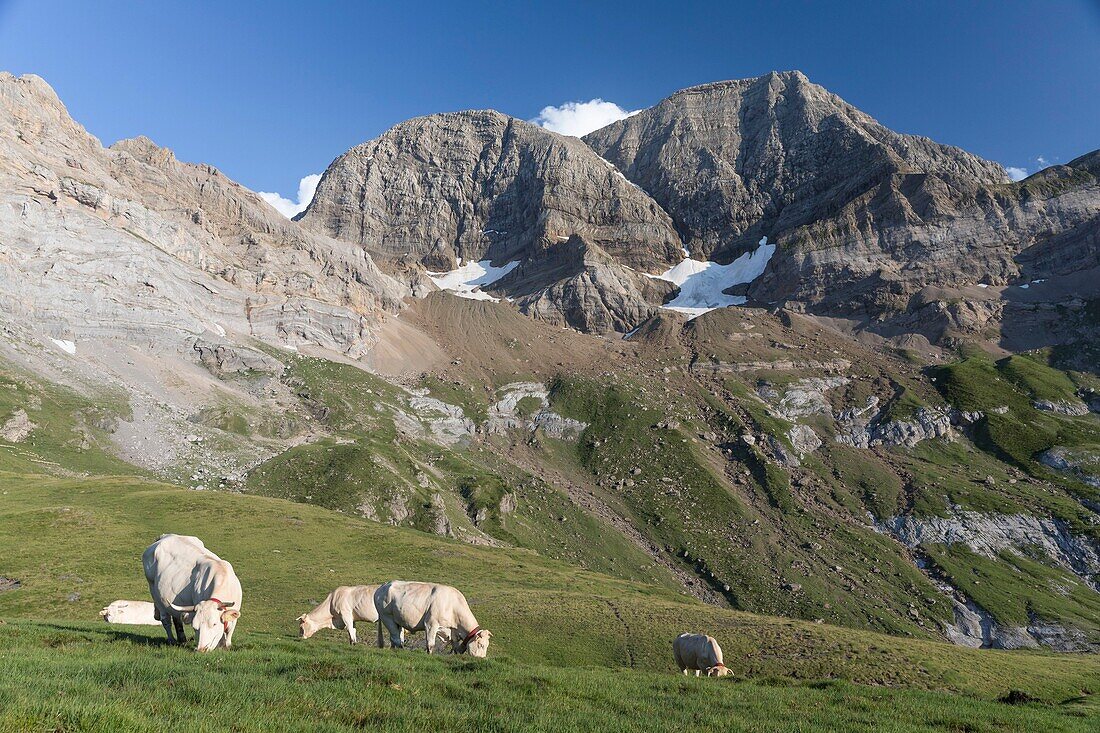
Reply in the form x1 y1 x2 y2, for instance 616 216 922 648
298 585 380 644
374 580 492 657
143 534 243 652
100 600 160 625
673 633 731 677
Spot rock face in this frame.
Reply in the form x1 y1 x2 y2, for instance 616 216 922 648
1040 447 1100 489
586 72 1100 342
299 109 683 276
496 236 669 333
293 70 1100 343
888 511 1100 590
940 597 1099 651
0 72 409 482
485 382 588 440
0 72 405 358
0 409 34 442
836 407 953 449
586 72 1006 262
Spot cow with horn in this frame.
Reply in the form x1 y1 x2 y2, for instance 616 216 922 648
143 534 243 652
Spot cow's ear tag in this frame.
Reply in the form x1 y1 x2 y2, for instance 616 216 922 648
222 609 241 621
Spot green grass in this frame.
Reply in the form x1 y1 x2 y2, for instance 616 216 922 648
2 471 1098 704
419 375 490 424
241 355 669 583
547 376 967 637
903 439 1095 532
0 364 139 477
1 622 1097 733
247 439 418 518
514 394 543 419
931 356 1100 470
881 385 928 423
924 545 1100 634
814 445 904 520
997 355 1080 404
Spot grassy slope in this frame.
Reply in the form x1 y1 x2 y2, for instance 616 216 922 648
238 300 1099 642
0 364 138 477
1 471 1098 707
2 622 1097 733
547 374 956 637
243 353 674 589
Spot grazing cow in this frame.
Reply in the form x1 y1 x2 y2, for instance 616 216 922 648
673 633 731 677
297 585 380 644
142 534 243 652
100 599 161 625
374 580 492 657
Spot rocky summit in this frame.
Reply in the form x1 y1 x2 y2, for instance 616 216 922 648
297 70 1100 348
2 70 1099 657
586 71 1100 344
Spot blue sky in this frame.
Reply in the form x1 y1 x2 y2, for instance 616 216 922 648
2 1 1097 204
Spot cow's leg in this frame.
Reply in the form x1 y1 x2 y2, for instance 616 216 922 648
160 614 175 643
681 668 689 676
694 670 700 678
425 622 442 655
340 612 357 644
381 616 404 649
172 616 187 644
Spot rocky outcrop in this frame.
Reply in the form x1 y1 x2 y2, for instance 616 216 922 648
771 376 849 421
786 424 822 457
1040 447 1100 489
1032 399 1090 416
585 71 1100 343
943 596 1099 652
532 411 588 441
0 409 34 442
405 392 476 446
485 382 588 440
0 72 405 358
192 338 283 375
836 407 953 449
888 510 1100 589
499 236 670 333
300 109 683 274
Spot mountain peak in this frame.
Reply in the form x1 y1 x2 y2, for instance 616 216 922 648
672 69 811 97
585 71 1008 265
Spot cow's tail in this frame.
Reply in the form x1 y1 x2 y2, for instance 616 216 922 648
376 620 384 648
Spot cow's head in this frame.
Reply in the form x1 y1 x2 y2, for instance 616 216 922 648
706 664 731 678
171 599 239 651
297 613 330 639
464 629 492 658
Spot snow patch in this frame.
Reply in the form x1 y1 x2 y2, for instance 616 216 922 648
648 237 776 320
50 338 76 355
428 259 520 302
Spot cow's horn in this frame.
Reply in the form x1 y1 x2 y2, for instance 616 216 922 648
168 602 196 612
218 601 236 609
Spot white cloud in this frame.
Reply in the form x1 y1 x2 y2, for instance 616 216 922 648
1004 166 1028 182
1035 155 1049 167
258 173 322 219
532 99 639 137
